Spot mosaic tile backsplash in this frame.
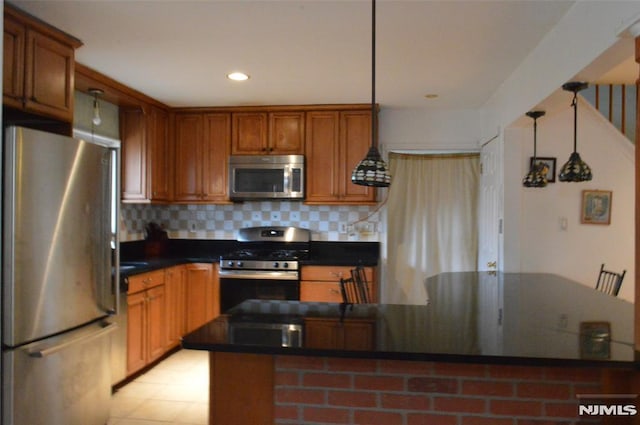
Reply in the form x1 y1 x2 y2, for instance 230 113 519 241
121 202 382 242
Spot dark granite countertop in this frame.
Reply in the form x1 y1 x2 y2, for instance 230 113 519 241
181 272 637 368
119 239 380 276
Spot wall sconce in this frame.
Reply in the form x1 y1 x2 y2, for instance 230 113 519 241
558 82 592 182
89 88 104 126
522 110 547 188
351 0 391 187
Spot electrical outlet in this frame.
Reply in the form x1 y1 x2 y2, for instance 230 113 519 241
557 314 568 329
188 221 197 232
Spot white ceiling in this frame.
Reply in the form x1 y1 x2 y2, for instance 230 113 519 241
9 0 638 110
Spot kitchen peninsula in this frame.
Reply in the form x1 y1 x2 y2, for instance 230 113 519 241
182 272 638 425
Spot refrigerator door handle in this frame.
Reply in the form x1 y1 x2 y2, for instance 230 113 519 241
26 322 118 358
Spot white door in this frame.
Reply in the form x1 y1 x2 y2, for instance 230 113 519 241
478 137 502 272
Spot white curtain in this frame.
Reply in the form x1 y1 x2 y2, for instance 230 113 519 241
384 153 480 305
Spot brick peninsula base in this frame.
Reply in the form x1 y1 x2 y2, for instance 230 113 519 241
208 352 634 425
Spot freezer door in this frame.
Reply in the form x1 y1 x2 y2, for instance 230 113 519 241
3 126 117 346
2 320 116 425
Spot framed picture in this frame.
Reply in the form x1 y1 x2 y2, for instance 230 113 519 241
529 157 556 183
579 321 611 360
581 190 612 225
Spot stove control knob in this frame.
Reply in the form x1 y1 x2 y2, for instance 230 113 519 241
273 262 279 268
227 261 234 267
283 262 289 269
237 261 243 268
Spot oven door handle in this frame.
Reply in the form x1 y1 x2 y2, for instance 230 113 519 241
219 269 299 280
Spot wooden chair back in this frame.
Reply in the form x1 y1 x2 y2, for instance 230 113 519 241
595 263 626 296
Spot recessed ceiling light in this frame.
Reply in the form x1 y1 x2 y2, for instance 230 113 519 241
424 94 439 99
227 72 249 81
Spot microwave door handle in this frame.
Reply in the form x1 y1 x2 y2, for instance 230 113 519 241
283 167 289 195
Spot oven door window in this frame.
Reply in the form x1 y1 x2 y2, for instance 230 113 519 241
220 278 299 312
235 168 284 193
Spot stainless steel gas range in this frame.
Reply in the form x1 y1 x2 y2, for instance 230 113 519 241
219 226 310 312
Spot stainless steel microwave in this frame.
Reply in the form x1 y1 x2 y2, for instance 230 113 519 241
229 155 304 200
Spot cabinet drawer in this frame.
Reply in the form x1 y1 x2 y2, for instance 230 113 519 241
300 281 343 303
301 266 373 282
127 269 166 294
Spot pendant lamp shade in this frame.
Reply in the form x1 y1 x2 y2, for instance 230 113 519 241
522 110 547 188
558 82 592 182
351 0 391 188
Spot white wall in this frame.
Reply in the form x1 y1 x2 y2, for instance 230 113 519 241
504 99 635 301
379 107 482 151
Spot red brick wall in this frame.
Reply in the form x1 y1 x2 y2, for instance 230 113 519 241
274 355 604 424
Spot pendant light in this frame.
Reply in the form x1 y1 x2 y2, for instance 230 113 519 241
522 110 547 188
89 88 104 126
558 82 592 182
351 0 391 187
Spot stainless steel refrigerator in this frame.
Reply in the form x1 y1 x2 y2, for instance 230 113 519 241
2 126 120 425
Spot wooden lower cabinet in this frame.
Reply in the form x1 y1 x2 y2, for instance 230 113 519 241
300 265 376 303
304 317 375 351
126 270 167 375
126 262 220 378
185 263 220 333
165 265 187 349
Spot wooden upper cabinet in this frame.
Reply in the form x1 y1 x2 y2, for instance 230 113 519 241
339 111 376 203
120 107 148 202
120 105 173 203
174 112 230 203
269 112 305 154
3 5 81 122
232 111 304 155
148 107 172 201
3 16 25 110
305 109 376 204
203 114 231 202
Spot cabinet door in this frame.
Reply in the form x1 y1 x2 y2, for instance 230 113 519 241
304 111 340 202
339 111 375 202
269 112 304 154
174 113 204 201
149 107 172 201
343 321 374 350
126 291 147 375
304 319 341 349
120 108 148 201
146 284 167 363
3 16 25 109
232 112 268 154
185 263 213 332
165 265 186 349
24 29 75 121
202 113 231 202
205 263 221 321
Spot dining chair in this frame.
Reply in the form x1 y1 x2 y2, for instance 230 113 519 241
339 277 362 304
595 263 626 296
351 266 372 303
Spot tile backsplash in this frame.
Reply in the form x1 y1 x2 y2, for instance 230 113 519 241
121 202 382 242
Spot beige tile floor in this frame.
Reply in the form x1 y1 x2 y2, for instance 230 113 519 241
108 349 209 425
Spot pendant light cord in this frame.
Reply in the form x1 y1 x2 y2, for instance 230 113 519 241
532 118 537 161
571 92 578 153
371 0 376 149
